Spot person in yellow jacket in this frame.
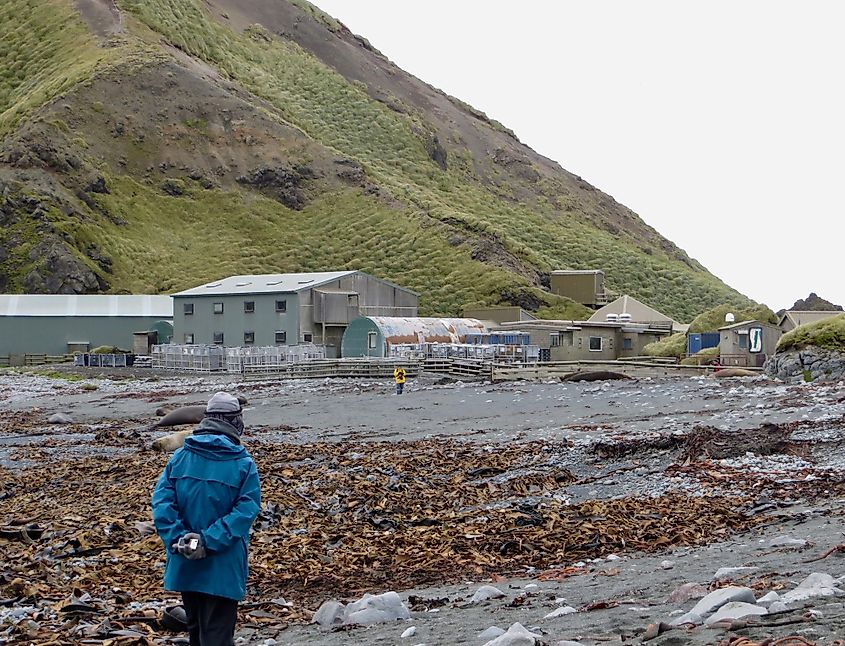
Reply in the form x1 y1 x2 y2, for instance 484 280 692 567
393 366 407 395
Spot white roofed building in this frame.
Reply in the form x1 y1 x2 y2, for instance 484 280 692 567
0 294 173 356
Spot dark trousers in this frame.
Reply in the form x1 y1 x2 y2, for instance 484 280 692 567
181 591 238 646
395 382 404 394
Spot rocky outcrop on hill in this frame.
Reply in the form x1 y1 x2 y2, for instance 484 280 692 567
778 293 844 317
765 347 845 383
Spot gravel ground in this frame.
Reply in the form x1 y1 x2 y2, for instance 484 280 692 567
2 369 845 645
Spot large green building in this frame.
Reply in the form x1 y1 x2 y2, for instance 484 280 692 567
0 295 173 356
172 271 418 358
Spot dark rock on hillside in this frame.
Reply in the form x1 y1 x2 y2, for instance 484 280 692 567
236 165 308 210
22 238 107 294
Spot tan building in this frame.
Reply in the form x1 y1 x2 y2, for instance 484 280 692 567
589 294 683 332
462 306 537 324
778 310 842 333
718 320 782 367
494 319 670 362
549 270 607 308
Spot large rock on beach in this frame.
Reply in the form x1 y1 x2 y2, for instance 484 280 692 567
765 347 845 382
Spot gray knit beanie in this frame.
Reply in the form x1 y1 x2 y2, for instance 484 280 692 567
206 392 241 414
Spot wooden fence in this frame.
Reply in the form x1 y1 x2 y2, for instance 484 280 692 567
0 354 75 368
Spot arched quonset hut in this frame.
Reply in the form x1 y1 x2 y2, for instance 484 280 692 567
341 317 488 358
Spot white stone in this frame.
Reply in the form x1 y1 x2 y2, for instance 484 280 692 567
471 585 507 604
312 600 345 628
781 572 844 605
478 627 506 641
689 586 757 617
660 560 674 570
401 626 417 638
713 566 758 580
482 623 542 646
555 642 585 646
704 602 767 625
768 601 789 614
757 591 780 607
524 584 539 592
48 413 73 424
606 554 621 561
342 591 410 626
543 606 576 619
670 611 702 626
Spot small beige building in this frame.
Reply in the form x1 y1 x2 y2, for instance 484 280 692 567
590 294 684 332
718 320 782 367
462 306 537 324
494 319 670 362
778 310 842 333
549 270 607 308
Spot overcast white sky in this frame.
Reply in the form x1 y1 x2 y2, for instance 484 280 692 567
315 1 844 311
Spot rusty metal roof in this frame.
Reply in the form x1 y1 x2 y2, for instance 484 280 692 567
367 317 488 345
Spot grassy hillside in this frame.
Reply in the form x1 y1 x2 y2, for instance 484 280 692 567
778 314 845 353
0 0 756 320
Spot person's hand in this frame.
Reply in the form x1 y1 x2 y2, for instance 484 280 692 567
173 533 207 560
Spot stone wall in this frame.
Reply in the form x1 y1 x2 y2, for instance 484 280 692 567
764 346 845 382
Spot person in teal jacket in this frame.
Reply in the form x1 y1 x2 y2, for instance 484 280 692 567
152 392 261 646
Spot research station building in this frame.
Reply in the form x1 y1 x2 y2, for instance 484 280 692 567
173 271 418 358
0 294 173 358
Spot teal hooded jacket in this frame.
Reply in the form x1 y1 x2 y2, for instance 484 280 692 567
151 419 261 601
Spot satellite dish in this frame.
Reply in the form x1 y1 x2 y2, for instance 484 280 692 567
725 313 736 323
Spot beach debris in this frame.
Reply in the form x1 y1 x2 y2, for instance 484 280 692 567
401 625 417 638
47 413 74 424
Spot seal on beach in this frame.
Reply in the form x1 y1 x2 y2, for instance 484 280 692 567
152 429 194 452
561 371 632 383
152 396 248 428
712 368 758 378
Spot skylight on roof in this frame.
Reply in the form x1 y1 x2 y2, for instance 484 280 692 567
235 281 252 287
266 280 284 286
205 283 223 288
297 279 314 284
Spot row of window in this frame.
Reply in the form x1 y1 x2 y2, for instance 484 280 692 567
548 332 632 352
183 300 287 316
182 331 312 345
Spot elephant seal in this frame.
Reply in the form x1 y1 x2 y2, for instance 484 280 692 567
562 371 632 383
152 395 248 428
152 427 249 452
712 368 758 378
152 429 193 452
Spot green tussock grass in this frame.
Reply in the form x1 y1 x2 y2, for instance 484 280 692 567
287 0 342 32
643 332 687 358
689 304 777 333
777 313 845 353
113 0 753 321
72 175 546 315
0 0 117 136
